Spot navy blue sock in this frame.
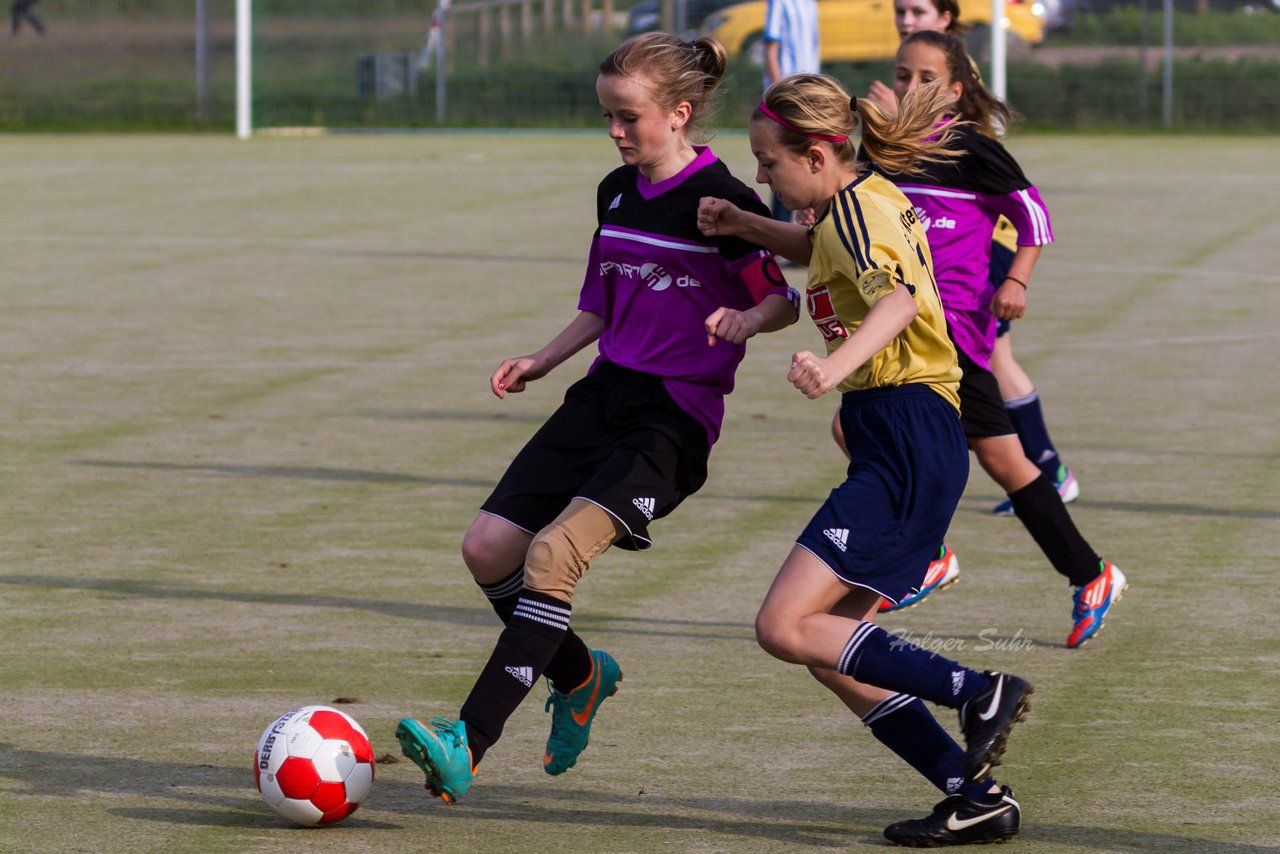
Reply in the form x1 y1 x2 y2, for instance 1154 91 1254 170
863 693 993 800
1005 390 1063 480
459 591 570 764
477 568 592 693
837 623 990 709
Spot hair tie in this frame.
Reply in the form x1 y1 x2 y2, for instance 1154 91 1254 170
850 96 858 112
757 102 849 144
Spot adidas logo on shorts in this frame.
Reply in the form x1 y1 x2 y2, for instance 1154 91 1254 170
505 666 534 687
633 497 655 520
823 528 849 552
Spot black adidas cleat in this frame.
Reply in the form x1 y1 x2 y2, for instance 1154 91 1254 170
884 786 1021 847
959 672 1033 781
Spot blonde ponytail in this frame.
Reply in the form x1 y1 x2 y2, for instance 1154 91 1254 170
857 79 967 175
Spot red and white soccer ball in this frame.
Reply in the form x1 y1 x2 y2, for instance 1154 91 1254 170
254 705 375 826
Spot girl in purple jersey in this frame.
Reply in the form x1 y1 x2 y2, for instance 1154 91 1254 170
884 30 1128 649
864 0 1082 519
854 0 1081 615
394 33 800 806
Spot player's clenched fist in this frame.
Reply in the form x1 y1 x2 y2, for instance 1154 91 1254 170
788 351 837 399
704 306 760 346
697 196 743 237
989 279 1026 321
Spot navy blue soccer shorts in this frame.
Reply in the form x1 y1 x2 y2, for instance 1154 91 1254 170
796 384 968 605
480 361 710 552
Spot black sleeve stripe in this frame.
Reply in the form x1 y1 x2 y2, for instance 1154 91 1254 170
849 192 880 271
832 192 878 272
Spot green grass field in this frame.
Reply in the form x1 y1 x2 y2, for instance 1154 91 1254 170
1 133 1277 853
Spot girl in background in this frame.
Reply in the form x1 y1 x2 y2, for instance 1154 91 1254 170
866 0 1081 522
881 30 1125 648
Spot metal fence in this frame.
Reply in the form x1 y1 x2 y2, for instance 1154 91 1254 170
0 0 1276 131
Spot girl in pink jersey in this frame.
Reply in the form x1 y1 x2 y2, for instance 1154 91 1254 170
863 0 1082 520
881 30 1127 649
394 33 800 806
854 0 1081 615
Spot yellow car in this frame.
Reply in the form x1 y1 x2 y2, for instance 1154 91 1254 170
700 0 1044 65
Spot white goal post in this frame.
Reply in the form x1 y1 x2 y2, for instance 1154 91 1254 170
236 0 252 139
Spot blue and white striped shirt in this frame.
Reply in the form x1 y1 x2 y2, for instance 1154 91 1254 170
763 0 820 86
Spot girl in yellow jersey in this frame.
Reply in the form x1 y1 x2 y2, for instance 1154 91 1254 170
698 74 1031 847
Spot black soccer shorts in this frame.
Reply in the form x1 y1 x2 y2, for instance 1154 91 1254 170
480 361 710 551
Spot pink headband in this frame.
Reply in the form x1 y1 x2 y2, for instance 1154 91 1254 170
757 102 849 144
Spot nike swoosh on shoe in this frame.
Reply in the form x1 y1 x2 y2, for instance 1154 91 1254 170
945 804 1013 832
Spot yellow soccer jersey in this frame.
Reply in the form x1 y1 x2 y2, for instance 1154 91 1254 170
993 215 1019 252
806 172 960 410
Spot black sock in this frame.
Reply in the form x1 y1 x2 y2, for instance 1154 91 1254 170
459 590 570 764
1008 473 1102 586
477 568 593 693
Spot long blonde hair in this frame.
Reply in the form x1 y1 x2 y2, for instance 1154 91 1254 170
756 73 964 175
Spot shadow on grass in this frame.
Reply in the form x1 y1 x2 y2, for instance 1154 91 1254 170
355 407 546 423
2 746 1270 849
0 574 755 641
0 743 401 830
1056 499 1280 521
89 457 1276 517
958 495 1278 521
0 742 865 843
70 458 817 504
73 459 489 488
413 784 1280 851
369 781 892 847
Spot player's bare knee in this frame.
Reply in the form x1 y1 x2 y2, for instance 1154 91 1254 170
460 527 509 582
754 612 796 662
973 441 1030 490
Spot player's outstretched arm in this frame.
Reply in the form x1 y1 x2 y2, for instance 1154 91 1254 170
698 197 813 266
491 311 605 399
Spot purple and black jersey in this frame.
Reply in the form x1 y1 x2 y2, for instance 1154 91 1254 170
875 125 1053 370
578 146 791 446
